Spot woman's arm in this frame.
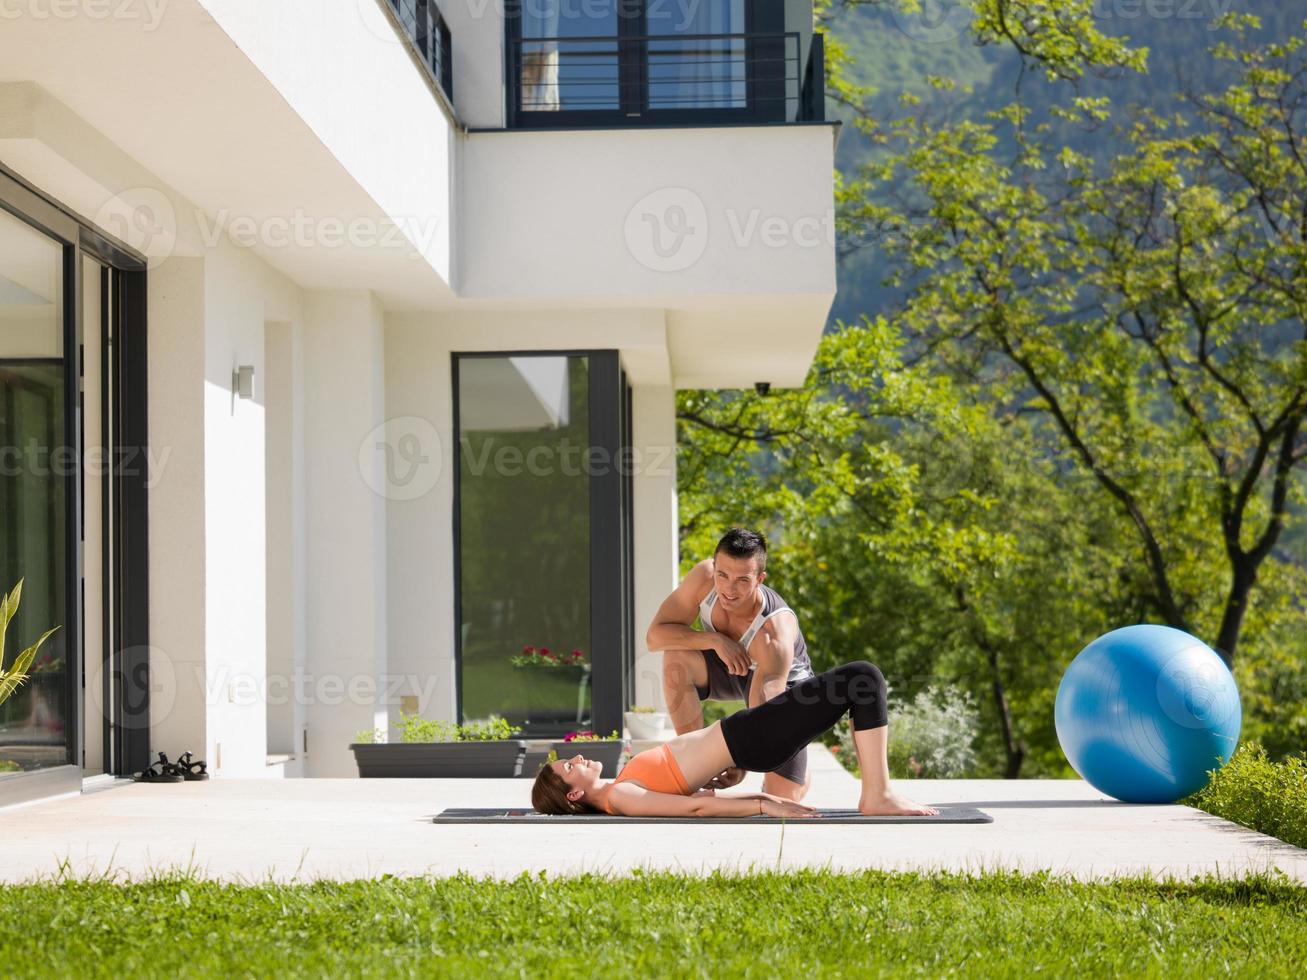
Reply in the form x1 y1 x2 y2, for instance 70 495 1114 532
608 783 817 818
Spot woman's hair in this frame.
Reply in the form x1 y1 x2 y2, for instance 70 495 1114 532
531 761 600 815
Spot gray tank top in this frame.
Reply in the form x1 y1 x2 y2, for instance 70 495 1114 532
698 583 814 686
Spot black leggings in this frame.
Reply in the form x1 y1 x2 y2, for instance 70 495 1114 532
718 661 888 774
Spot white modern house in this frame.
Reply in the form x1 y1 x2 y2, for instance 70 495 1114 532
0 0 836 806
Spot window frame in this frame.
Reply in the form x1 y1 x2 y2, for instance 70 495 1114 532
505 0 790 129
451 350 633 737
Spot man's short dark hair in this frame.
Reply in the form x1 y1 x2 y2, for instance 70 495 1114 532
715 527 767 573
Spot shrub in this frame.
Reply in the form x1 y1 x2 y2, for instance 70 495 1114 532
1185 741 1307 850
833 684 981 779
391 713 521 743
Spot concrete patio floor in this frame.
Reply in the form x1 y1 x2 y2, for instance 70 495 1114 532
0 748 1302 885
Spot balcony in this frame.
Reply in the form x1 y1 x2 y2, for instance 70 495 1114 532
384 0 454 101
507 31 826 129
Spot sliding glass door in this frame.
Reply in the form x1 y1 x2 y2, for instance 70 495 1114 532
0 166 150 805
454 352 632 737
0 207 69 776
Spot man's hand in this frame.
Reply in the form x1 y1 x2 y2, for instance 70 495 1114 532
705 767 746 790
713 634 752 675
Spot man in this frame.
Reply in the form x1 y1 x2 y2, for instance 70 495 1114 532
646 527 815 802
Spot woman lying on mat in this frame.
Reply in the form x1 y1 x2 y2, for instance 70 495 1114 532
532 661 939 818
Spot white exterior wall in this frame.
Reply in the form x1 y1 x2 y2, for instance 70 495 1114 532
200 244 270 775
196 0 457 285
265 319 307 767
302 292 389 776
630 385 679 710
147 257 209 764
461 126 835 302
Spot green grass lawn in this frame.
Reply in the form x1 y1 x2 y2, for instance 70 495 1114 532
2 869 1304 977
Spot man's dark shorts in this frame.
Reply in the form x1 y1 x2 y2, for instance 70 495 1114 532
693 649 809 785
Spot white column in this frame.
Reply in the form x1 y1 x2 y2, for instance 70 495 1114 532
631 384 679 709
147 257 209 765
148 249 271 777
202 248 268 776
302 291 388 776
265 319 306 766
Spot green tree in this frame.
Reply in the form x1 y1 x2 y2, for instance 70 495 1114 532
839 13 1307 669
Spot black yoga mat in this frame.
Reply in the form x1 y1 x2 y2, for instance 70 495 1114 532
433 807 993 825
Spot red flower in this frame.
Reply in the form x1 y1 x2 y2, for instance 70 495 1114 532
522 645 535 654
570 649 584 659
540 648 552 658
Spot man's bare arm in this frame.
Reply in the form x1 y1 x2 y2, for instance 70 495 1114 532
645 559 749 670
747 613 798 709
645 559 713 652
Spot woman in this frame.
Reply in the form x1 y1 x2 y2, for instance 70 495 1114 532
532 661 939 818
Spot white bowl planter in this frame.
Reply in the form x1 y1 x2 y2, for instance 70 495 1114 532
624 711 667 740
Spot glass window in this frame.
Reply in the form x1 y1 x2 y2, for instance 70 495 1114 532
457 355 593 732
519 0 620 111
647 0 747 109
0 206 68 774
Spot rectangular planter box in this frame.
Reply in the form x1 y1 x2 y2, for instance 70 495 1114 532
350 741 526 778
550 739 625 775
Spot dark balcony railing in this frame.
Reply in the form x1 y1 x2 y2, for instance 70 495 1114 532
508 31 825 127
386 0 453 101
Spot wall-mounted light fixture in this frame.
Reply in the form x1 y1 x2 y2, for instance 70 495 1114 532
233 365 256 400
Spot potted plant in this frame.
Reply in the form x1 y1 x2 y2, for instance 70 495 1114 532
624 705 667 740
550 729 625 773
350 713 526 778
0 578 59 708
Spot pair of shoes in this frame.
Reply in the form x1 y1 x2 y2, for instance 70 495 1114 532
130 751 210 783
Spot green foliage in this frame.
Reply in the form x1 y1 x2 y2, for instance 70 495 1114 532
0 579 59 707
1187 741 1307 850
560 730 620 743
701 700 746 726
0 869 1304 976
830 684 981 778
679 320 1114 777
391 712 521 744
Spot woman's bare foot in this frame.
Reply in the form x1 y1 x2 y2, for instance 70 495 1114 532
858 792 940 817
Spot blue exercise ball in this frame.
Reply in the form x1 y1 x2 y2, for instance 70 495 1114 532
1055 624 1241 803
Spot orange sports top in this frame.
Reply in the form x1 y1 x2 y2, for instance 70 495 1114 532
602 744 691 814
